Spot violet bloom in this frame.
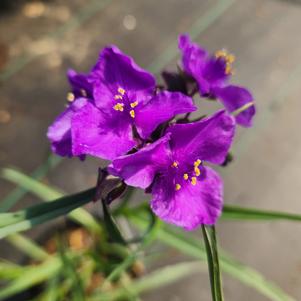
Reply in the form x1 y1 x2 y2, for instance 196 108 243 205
178 34 255 127
110 110 235 230
48 46 196 160
47 70 93 157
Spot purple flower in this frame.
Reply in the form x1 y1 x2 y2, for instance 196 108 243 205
178 34 255 127
48 46 196 160
110 110 235 230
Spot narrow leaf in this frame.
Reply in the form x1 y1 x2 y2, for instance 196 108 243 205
0 188 95 239
202 225 224 301
102 199 126 245
222 205 301 222
91 261 205 301
129 212 295 301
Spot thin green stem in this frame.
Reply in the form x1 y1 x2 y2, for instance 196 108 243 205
201 225 224 301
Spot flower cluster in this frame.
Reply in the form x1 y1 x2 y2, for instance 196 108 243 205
48 34 255 230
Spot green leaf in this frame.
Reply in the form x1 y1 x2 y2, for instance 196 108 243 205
2 168 103 234
6 233 49 261
202 225 224 301
0 187 95 239
102 213 160 287
0 155 61 212
0 261 25 280
222 205 301 222
0 257 62 300
90 261 205 301
102 198 126 245
129 212 295 301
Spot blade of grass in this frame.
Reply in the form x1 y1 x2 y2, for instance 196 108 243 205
129 212 295 301
2 168 102 234
2 175 298 300
90 261 205 301
6 233 49 261
0 262 25 280
222 205 301 222
202 225 224 301
102 214 159 287
0 155 61 212
0 256 62 300
0 187 95 239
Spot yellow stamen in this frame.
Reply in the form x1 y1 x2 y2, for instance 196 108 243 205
175 184 181 191
80 89 87 97
183 173 189 180
67 92 75 102
114 95 123 100
194 159 202 167
194 167 201 177
113 103 124 111
191 177 197 186
130 110 135 118
171 161 178 168
118 87 126 95
130 101 138 108
215 49 235 75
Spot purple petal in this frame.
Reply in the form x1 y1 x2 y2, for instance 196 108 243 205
178 34 207 78
167 110 235 165
151 166 223 230
200 57 228 94
67 69 93 98
109 135 171 189
47 98 88 157
90 46 155 93
135 91 197 139
71 102 136 160
213 85 255 127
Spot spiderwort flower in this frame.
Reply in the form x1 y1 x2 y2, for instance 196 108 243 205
110 110 235 230
178 34 255 127
48 46 197 160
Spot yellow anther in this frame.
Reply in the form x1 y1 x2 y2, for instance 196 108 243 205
215 49 235 75
80 89 87 97
118 87 126 95
130 101 138 108
113 103 124 112
194 167 201 177
130 110 135 118
175 184 181 191
67 92 75 102
114 94 123 100
183 173 189 180
194 159 202 167
191 177 197 186
171 161 178 168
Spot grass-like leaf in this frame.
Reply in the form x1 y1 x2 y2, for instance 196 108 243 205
129 212 295 301
202 225 224 301
222 205 301 221
0 187 95 239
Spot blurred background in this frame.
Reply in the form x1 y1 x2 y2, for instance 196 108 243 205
1 0 301 300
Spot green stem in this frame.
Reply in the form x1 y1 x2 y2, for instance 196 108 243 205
201 225 224 301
